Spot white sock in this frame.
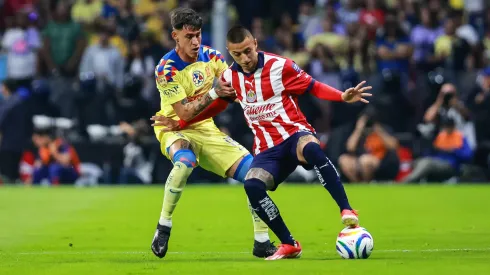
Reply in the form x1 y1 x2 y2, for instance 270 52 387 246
254 232 270 243
159 217 172 228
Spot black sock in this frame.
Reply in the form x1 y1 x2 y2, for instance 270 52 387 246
244 178 295 245
302 142 352 211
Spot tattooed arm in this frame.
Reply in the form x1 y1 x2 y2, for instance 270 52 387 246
171 78 235 122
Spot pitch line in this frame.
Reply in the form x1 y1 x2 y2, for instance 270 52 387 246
4 247 490 256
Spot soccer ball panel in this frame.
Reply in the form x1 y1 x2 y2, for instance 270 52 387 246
336 227 374 259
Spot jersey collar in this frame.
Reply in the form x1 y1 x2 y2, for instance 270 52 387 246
232 51 264 77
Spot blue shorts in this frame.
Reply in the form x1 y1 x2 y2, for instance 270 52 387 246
250 131 315 191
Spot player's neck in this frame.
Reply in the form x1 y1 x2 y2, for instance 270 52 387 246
176 47 198 63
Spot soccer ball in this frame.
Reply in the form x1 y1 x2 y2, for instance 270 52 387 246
336 227 374 259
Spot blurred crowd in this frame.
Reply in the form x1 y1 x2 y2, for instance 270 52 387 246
0 0 489 185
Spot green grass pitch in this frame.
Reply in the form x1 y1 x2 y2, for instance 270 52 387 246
1 184 490 275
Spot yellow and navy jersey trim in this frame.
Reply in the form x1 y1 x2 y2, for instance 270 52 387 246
155 45 226 83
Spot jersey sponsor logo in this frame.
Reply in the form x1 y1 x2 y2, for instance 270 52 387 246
192 70 205 87
156 74 167 87
160 86 180 97
243 103 277 121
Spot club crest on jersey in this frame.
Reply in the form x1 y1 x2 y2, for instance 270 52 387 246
246 90 257 103
192 71 205 87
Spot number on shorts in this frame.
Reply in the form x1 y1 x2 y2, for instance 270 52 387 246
224 136 245 151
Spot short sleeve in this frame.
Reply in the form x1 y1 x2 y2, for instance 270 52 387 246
155 63 187 105
282 59 314 95
213 50 229 77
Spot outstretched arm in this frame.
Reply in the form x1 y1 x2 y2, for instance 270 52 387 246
282 59 371 103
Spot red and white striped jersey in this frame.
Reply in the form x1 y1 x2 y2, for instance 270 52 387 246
221 51 316 155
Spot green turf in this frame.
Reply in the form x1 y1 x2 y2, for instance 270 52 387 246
1 184 490 275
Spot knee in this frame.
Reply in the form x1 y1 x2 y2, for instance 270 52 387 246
244 178 267 194
232 154 253 183
339 154 354 169
172 149 197 168
245 167 275 190
301 139 321 156
359 154 379 169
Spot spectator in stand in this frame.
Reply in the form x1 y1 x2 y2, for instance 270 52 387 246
125 39 155 101
306 17 348 73
89 17 128 57
466 68 490 172
467 68 490 144
339 108 400 183
424 83 471 135
71 0 103 25
40 1 86 118
434 13 471 75
402 116 473 183
1 10 42 88
410 6 444 72
337 0 360 26
250 17 277 53
359 0 385 41
79 26 124 125
0 79 33 182
41 2 86 78
115 0 140 42
30 128 80 185
375 11 413 81
80 27 124 91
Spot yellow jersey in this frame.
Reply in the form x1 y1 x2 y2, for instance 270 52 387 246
154 45 228 128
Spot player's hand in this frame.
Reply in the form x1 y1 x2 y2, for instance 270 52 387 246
215 78 235 98
48 142 58 155
342 81 372 104
150 115 181 132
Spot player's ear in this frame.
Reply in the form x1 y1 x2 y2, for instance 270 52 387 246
254 38 258 50
171 30 178 41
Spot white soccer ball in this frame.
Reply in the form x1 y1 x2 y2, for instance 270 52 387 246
336 227 374 259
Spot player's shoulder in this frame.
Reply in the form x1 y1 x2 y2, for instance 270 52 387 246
261 52 302 74
155 49 188 84
198 45 226 63
262 51 290 63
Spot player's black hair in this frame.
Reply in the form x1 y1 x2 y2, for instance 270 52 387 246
226 25 253 43
170 8 202 30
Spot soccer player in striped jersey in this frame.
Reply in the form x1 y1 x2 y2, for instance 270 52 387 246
152 25 372 260
150 10 275 259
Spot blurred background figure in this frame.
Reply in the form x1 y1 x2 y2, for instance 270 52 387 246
339 107 400 183
0 79 32 182
403 116 473 183
29 128 80 185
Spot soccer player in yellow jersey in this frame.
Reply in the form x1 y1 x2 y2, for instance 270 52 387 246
150 8 276 259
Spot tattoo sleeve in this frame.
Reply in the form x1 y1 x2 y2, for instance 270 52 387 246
180 92 214 121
